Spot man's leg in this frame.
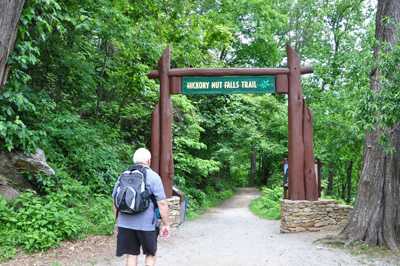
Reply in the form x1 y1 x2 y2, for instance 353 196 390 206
145 253 157 266
126 254 138 266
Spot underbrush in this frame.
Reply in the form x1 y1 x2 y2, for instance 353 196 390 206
0 176 235 261
0 180 114 262
249 186 283 220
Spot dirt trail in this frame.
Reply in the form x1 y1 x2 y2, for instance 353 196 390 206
2 188 398 266
102 188 396 266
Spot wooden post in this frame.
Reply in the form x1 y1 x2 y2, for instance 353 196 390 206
151 102 160 174
158 45 174 198
147 67 313 79
287 45 305 200
170 77 182 94
275 74 288 94
303 99 318 201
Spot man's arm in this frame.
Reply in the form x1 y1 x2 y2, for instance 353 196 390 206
112 199 118 235
113 199 118 218
157 199 170 241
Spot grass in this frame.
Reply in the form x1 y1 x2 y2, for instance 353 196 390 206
326 241 400 265
249 187 283 220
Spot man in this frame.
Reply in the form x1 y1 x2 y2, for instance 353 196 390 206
112 148 170 266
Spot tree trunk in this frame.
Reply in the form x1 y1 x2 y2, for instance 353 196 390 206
249 149 256 186
346 160 353 203
328 160 334 196
0 0 25 92
95 41 109 123
341 183 346 201
338 0 400 252
258 148 262 179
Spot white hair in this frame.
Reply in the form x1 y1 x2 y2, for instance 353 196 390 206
133 148 151 164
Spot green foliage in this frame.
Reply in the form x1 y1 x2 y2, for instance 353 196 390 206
0 190 81 255
0 85 45 154
0 0 63 153
250 186 283 220
194 94 288 187
172 95 222 189
0 185 114 261
358 18 400 152
298 0 375 202
76 194 115 235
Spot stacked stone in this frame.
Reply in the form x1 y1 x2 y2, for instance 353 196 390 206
280 199 353 233
159 196 181 229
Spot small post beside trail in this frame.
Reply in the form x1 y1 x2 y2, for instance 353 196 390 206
281 158 289 199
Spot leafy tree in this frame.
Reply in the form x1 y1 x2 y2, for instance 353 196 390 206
288 0 375 202
335 0 400 251
192 93 288 187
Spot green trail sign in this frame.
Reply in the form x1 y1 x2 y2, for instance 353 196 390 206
182 76 275 95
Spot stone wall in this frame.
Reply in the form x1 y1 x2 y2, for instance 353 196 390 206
280 199 353 233
159 196 182 228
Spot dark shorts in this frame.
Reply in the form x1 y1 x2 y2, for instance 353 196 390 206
116 227 159 257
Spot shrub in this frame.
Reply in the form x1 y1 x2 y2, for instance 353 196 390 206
183 186 234 220
250 186 283 220
0 185 114 261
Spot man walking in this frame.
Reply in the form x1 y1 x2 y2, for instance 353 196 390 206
112 148 170 266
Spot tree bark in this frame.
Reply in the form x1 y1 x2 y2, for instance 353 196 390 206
0 0 25 92
328 160 334 196
95 41 109 123
249 149 256 186
287 45 305 200
158 45 174 198
338 0 400 252
346 160 353 203
258 148 262 179
303 99 318 201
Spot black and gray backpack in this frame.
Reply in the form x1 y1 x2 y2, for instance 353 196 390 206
114 165 152 215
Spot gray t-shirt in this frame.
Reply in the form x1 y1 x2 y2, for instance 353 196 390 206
112 166 166 231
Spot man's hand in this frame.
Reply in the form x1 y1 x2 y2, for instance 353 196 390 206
157 199 171 241
114 223 118 236
160 224 170 241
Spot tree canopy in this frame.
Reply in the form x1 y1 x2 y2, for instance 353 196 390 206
0 0 383 206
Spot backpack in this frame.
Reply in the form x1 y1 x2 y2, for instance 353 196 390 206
114 165 152 215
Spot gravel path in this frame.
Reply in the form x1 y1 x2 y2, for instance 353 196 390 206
3 188 398 266
100 188 396 266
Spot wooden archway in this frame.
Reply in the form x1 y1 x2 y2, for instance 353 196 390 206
148 44 318 201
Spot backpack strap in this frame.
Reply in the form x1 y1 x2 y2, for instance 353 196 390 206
126 164 147 183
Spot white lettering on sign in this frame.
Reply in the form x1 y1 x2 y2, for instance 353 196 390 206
211 82 223 89
187 82 210 89
241 81 257 88
224 81 240 88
